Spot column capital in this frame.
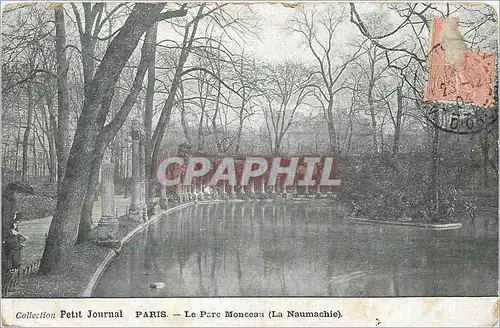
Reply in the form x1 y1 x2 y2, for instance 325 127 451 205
101 160 114 170
131 119 145 140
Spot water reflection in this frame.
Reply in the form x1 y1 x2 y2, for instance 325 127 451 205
94 202 498 297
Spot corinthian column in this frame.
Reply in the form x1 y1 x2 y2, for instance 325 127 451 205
92 150 120 247
99 161 117 226
129 119 144 223
140 140 148 220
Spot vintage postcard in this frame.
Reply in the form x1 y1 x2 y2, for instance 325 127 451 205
1 1 498 327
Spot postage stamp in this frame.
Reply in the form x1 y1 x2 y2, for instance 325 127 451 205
1 1 498 327
423 17 497 134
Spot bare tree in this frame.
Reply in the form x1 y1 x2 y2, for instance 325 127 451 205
144 22 158 202
261 62 314 155
54 5 70 181
290 4 361 154
39 3 188 274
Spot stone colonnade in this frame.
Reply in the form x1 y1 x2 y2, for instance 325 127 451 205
97 119 147 239
97 120 341 235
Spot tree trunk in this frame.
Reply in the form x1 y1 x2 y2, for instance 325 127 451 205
39 143 93 274
490 129 499 177
326 102 336 153
344 99 355 160
76 157 100 243
151 6 203 165
367 50 379 154
481 131 489 187
22 85 33 183
197 93 205 151
144 23 157 200
43 97 58 181
368 83 378 153
234 97 246 154
15 115 21 171
213 78 223 152
55 6 70 182
179 83 192 145
392 86 403 155
32 129 37 176
428 112 440 223
39 4 174 274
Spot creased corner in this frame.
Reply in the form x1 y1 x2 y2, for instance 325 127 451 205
491 298 499 327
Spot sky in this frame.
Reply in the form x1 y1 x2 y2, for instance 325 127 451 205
155 2 366 64
2 1 498 131
244 2 363 63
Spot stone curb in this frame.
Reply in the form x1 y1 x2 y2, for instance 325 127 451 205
344 217 463 230
81 249 117 298
81 202 195 298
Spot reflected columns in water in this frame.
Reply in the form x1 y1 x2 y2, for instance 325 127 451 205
130 238 142 295
124 238 133 289
193 204 199 242
143 225 156 276
96 202 498 297
327 206 333 224
241 205 245 224
260 205 265 225
222 203 227 272
249 180 255 196
281 205 287 230
469 215 477 238
211 204 220 295
250 202 255 235
198 205 204 235
289 204 297 239
304 206 309 233
195 183 201 200
231 203 236 223
196 246 205 295
177 206 193 277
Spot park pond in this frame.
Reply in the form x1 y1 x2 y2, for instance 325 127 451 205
93 201 498 297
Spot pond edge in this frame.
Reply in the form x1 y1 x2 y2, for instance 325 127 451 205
81 202 195 298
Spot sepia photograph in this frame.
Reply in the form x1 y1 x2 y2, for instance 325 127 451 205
1 1 498 324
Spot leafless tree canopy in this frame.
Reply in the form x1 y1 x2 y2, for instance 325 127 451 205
1 2 497 274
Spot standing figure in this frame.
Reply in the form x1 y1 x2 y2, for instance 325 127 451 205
2 216 28 271
1 183 34 282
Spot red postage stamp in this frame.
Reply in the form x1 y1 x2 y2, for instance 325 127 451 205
424 18 495 108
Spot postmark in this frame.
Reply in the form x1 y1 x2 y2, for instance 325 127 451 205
423 18 497 134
